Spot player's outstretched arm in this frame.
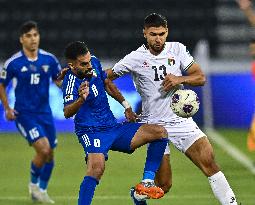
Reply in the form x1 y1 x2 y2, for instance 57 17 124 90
0 83 18 120
63 82 88 118
104 78 137 122
162 63 206 92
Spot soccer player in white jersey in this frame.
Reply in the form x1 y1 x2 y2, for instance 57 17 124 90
106 13 238 205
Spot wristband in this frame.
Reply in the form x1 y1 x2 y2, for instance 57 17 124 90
121 100 131 109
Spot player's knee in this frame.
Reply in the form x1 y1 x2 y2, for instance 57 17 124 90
154 125 168 139
39 147 51 159
87 163 105 179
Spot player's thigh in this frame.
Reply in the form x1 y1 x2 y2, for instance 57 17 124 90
77 131 115 160
185 136 219 176
130 124 167 149
15 114 46 145
166 118 205 153
42 122 57 149
110 122 143 153
32 137 52 155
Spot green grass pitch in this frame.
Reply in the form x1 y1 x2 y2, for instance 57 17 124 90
0 129 254 205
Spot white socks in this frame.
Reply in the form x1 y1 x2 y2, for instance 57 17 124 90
208 171 237 205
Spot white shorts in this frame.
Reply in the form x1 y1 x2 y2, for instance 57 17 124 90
159 118 206 154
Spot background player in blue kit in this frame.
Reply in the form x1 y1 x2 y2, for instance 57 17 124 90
62 41 169 205
0 21 62 203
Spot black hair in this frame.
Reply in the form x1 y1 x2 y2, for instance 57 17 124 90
19 21 39 36
144 13 167 28
64 41 89 60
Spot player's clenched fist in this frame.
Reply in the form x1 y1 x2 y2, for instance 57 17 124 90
79 81 90 100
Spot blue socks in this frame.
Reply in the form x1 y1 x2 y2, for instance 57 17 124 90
40 161 54 190
78 176 99 205
143 138 168 181
31 162 42 184
30 161 54 191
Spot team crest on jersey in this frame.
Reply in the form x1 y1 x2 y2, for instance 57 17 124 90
142 61 150 68
0 69 7 79
42 65 49 73
168 58 175 66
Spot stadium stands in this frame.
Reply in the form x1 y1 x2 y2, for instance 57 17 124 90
0 0 217 60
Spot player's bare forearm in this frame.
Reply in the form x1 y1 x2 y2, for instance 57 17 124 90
0 83 10 110
0 83 18 120
104 78 125 104
104 77 137 122
179 74 206 86
162 63 206 92
63 97 84 118
184 63 206 86
105 68 119 80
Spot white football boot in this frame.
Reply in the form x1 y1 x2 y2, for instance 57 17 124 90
28 183 41 202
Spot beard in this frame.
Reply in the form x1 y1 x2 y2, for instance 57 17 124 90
76 69 93 79
151 44 164 54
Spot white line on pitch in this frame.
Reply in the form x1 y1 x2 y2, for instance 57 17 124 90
205 128 255 175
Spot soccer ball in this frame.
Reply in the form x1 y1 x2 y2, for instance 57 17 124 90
170 89 200 118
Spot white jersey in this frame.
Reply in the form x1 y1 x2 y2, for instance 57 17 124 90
112 42 194 124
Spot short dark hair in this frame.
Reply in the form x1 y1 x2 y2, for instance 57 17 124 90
19 21 39 36
64 41 89 60
144 13 167 28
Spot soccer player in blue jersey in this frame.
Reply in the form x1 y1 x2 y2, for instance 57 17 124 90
61 41 169 205
0 21 62 203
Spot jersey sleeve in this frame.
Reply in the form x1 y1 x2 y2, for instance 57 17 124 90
62 74 79 106
112 52 136 77
0 61 15 86
50 55 61 80
179 43 194 72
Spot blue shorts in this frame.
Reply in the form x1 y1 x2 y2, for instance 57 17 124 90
15 113 57 149
77 122 143 159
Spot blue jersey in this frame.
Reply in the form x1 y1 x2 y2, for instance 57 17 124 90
62 55 117 134
0 49 61 114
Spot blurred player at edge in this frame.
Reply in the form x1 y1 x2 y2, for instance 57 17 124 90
237 0 255 151
0 21 62 203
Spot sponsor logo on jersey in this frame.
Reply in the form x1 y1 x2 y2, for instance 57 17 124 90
64 94 73 102
21 66 28 72
168 58 175 66
42 65 49 73
92 69 97 77
186 48 191 57
142 61 150 68
0 69 7 79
